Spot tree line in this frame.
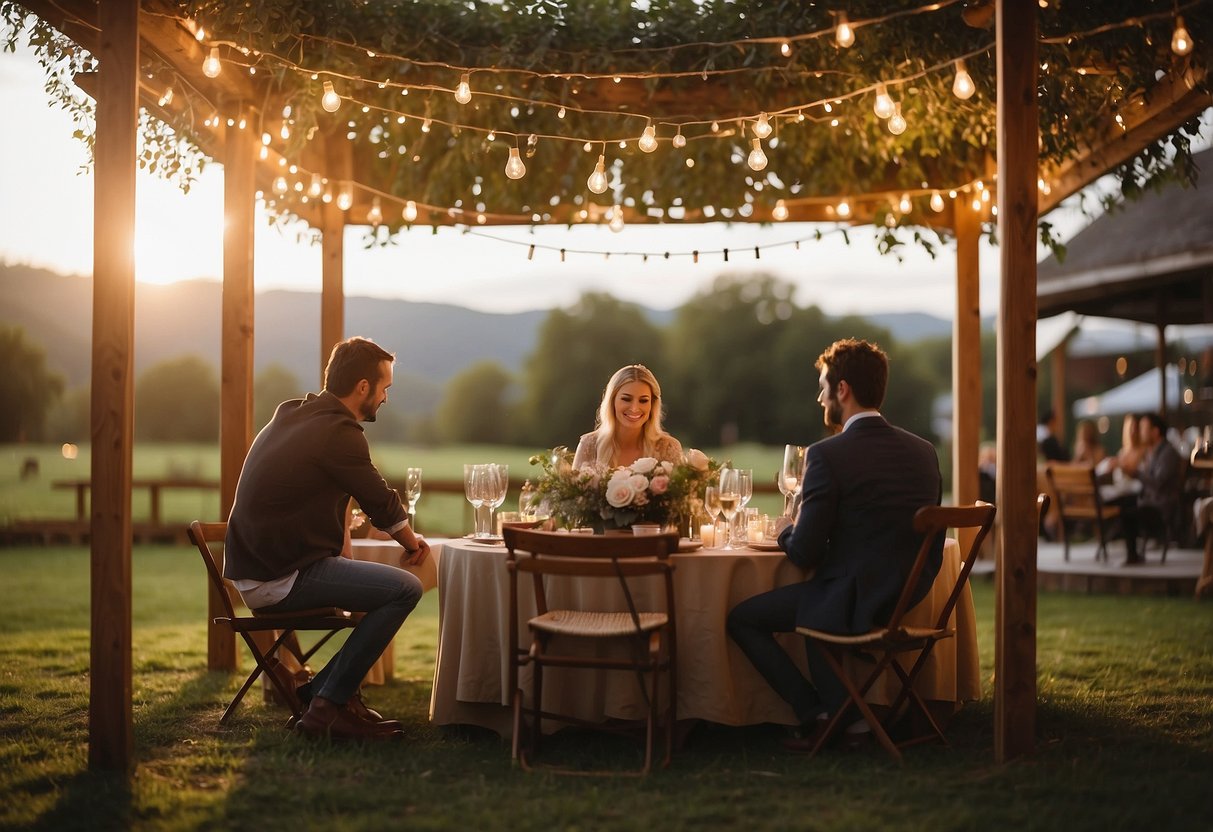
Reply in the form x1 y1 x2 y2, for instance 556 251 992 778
3 275 999 449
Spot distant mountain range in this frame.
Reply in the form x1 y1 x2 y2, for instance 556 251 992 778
1 263 962 409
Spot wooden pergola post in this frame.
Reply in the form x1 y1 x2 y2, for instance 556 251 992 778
994 0 1040 762
88 0 138 772
953 198 982 555
320 139 351 382
212 106 257 670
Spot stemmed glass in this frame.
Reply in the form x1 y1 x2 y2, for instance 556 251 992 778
732 469 753 545
779 445 807 517
404 467 422 530
464 464 489 538
486 463 509 536
703 486 722 548
717 468 741 551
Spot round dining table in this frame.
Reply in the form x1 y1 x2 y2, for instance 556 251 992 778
425 535 979 737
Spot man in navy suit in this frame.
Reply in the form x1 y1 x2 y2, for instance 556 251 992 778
727 338 942 748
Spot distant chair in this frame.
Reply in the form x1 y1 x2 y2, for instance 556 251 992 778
1045 463 1124 562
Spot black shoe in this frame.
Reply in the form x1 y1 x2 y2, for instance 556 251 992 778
295 680 313 706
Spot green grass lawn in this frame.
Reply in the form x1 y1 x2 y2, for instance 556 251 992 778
1 543 1210 831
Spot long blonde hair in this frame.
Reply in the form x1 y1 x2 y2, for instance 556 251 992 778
592 364 669 467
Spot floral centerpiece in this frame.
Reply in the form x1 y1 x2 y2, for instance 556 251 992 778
529 446 719 533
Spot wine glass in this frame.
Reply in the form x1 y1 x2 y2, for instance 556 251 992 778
703 486 722 548
404 467 422 530
486 463 509 536
779 445 807 517
717 468 741 551
733 469 753 545
464 463 487 537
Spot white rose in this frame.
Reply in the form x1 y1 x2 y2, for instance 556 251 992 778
606 479 637 508
630 457 658 474
628 473 651 493
686 448 709 471
607 468 633 486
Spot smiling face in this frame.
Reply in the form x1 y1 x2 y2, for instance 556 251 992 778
613 380 654 434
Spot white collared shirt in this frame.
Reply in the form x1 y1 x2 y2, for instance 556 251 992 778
843 410 882 432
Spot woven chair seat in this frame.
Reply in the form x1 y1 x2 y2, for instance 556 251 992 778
529 609 668 637
252 606 348 620
797 625 955 646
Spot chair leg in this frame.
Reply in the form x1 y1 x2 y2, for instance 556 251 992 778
812 643 903 762
1061 519 1071 561
224 631 296 724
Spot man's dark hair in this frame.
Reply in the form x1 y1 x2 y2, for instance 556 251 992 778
815 338 889 409
1039 408 1055 424
1140 411 1167 435
323 337 395 396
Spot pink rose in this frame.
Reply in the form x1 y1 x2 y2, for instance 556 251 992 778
650 475 670 494
631 457 658 474
685 448 709 471
606 480 637 508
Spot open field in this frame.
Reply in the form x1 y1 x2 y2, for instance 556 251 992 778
1 542 1211 831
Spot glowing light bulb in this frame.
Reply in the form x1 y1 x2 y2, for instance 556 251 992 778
930 191 945 212
747 138 768 171
454 73 472 104
505 147 526 179
899 193 912 214
952 59 976 100
367 197 383 227
888 103 907 135
558 106 566 119
836 199 851 218
772 199 789 221
835 13 854 48
321 80 340 113
202 47 221 78
403 200 418 222
971 195 982 211
421 118 432 133
1172 16 1193 55
780 41 792 58
638 124 658 153
272 175 288 195
157 88 173 107
873 83 894 119
753 112 772 139
608 205 625 233
336 184 353 211
672 129 686 149
587 155 609 194
308 173 322 198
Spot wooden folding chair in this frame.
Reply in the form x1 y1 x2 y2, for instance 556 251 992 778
796 502 996 763
503 527 680 776
1046 462 1123 562
188 521 357 724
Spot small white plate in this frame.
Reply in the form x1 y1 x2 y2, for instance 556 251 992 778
747 540 782 552
677 539 704 553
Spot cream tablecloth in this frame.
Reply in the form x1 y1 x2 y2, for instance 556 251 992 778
429 537 978 735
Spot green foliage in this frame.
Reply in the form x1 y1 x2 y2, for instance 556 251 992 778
134 355 220 442
436 360 516 443
253 363 305 431
0 325 65 442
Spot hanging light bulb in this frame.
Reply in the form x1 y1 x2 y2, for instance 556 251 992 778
638 124 658 153
505 147 526 179
557 106 567 119
307 173 323 198
836 199 852 218
772 199 789 221
873 83 895 119
454 73 472 104
526 133 538 158
672 128 686 149
899 193 912 214
971 194 982 211
272 175 288 195
888 103 907 135
952 59 976 99
367 197 383 227
157 87 173 107
930 191 945 212
202 47 221 78
321 80 341 113
1172 16 1194 55
780 41 792 58
587 155 609 194
279 121 290 140
835 13 855 48
753 113 772 139
747 138 768 171
403 200 418 223
608 205 625 233
336 183 353 211
421 118 432 133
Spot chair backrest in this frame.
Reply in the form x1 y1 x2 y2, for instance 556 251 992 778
1045 462 1103 513
886 502 996 634
188 520 239 620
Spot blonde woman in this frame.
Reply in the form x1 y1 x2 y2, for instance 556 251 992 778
1072 419 1107 468
572 364 683 470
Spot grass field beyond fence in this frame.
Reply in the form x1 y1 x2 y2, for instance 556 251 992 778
1 542 1211 831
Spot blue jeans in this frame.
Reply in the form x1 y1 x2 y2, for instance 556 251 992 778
262 556 422 705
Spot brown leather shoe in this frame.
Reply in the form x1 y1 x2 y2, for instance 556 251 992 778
295 697 403 741
347 693 402 732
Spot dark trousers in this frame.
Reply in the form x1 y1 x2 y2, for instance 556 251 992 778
727 583 845 725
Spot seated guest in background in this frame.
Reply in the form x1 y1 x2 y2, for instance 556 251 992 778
1115 413 1148 477
727 338 942 751
978 442 997 505
1037 409 1070 462
1136 412 1184 543
225 337 430 741
572 364 683 469
1072 419 1107 469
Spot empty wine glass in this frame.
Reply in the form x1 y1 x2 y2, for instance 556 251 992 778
718 468 741 551
404 467 422 530
703 486 722 548
464 463 488 537
486 463 508 536
779 445 807 517
733 469 753 545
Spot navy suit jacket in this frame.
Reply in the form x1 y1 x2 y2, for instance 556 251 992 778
777 415 943 635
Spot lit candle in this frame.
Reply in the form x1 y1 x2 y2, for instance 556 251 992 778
700 523 716 548
747 515 766 543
